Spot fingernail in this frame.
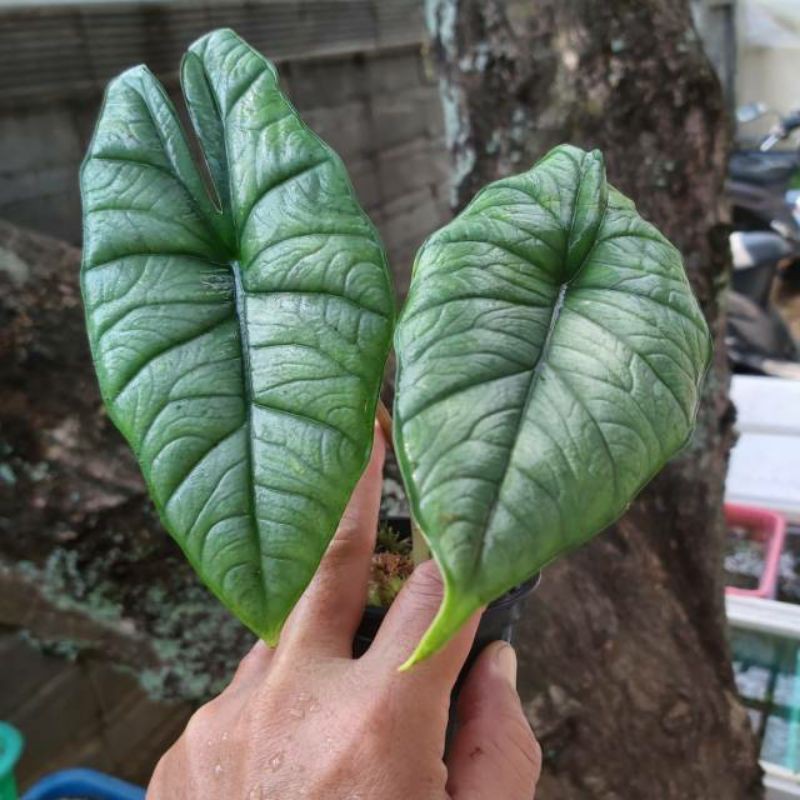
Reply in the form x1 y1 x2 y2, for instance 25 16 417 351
494 642 517 687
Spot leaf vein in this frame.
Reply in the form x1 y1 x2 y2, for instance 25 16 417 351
110 315 232 402
565 304 692 425
238 159 328 237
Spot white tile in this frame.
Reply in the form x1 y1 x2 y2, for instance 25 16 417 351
731 375 800 435
727 431 800 519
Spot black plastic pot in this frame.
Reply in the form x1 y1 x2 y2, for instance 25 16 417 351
354 517 540 741
354 573 540 660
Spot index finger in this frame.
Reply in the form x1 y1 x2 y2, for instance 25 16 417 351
278 424 386 658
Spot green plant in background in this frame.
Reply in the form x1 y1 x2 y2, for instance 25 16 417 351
80 29 711 667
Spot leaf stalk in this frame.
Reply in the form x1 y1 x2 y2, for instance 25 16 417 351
377 399 430 565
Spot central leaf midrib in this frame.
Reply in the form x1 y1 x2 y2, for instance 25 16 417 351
464 158 608 585
197 49 269 604
230 259 265 599
468 280 569 582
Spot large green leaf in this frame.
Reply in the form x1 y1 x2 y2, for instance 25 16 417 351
394 145 711 666
80 29 394 644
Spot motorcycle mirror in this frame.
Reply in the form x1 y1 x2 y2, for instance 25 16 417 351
737 102 768 123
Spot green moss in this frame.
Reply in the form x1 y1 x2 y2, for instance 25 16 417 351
377 522 411 555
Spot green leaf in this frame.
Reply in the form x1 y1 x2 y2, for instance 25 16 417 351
80 29 394 644
394 145 711 667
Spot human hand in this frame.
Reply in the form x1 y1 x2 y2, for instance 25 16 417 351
148 426 540 799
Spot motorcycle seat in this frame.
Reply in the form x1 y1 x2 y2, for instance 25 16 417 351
730 231 793 270
729 150 800 186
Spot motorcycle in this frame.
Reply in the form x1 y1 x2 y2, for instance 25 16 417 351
728 102 800 244
727 231 800 379
724 104 800 379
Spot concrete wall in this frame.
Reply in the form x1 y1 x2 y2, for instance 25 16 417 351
0 0 451 293
729 0 800 147
737 0 800 116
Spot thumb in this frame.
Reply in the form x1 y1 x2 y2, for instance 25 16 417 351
446 642 541 799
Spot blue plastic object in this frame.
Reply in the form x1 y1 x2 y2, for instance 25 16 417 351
21 769 145 800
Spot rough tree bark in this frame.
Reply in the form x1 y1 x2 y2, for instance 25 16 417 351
424 1 761 797
0 221 253 701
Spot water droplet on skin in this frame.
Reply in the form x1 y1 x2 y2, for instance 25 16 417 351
288 691 319 719
214 764 223 777
269 751 284 772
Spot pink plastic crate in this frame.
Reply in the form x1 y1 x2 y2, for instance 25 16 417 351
725 502 788 599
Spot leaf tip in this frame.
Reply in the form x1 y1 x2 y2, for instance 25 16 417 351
110 63 155 94
253 612 285 650
397 654 418 673
397 630 447 672
587 146 605 168
397 585 480 671
260 626 281 649
189 26 237 51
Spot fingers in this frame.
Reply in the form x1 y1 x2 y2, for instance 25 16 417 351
446 642 541 800
280 424 386 658
365 559 480 690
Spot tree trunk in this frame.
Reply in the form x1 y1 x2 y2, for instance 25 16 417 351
424 1 761 797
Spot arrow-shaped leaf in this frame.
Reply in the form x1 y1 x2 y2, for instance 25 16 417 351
394 145 711 666
80 29 394 644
